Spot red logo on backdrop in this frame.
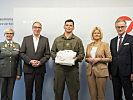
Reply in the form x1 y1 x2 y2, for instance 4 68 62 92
117 16 133 33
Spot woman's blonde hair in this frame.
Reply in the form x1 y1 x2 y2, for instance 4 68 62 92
91 27 103 40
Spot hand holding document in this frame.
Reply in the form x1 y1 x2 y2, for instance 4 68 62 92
55 50 77 66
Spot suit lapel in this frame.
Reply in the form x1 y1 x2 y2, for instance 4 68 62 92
118 34 128 53
12 42 16 49
87 42 100 58
30 35 36 53
4 41 12 51
95 42 102 58
87 43 93 58
114 37 118 54
87 42 102 58
4 41 8 48
35 35 42 53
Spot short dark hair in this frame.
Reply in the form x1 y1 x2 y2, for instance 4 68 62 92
32 21 42 27
65 19 74 26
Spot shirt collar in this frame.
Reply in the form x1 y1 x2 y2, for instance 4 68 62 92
62 33 75 39
33 33 40 38
118 32 126 39
6 40 13 44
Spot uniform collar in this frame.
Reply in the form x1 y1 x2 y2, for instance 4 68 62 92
61 33 75 39
6 40 13 44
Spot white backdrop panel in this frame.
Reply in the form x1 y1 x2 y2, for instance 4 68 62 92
13 8 133 100
13 8 133 48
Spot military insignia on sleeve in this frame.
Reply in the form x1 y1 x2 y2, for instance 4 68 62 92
5 44 7 47
13 44 15 47
66 43 70 46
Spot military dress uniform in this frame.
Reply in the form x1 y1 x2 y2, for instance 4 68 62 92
0 41 22 100
51 34 85 100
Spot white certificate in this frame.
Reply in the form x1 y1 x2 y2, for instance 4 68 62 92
55 50 77 66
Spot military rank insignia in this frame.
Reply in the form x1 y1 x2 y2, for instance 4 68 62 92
13 44 15 48
5 44 7 47
66 43 70 46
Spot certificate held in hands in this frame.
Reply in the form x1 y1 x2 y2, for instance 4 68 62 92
55 50 77 66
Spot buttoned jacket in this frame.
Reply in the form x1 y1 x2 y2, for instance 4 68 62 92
86 42 112 77
20 35 50 74
0 41 22 77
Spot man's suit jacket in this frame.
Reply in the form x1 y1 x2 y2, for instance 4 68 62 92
86 42 112 77
20 35 50 74
0 41 22 77
108 34 133 76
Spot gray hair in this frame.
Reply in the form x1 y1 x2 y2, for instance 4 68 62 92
4 28 14 34
32 21 42 27
115 19 127 25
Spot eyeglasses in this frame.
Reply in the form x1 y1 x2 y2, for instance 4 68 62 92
116 26 126 29
5 33 14 34
33 26 42 29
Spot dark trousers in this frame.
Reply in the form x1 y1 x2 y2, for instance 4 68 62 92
24 72 44 100
112 75 133 100
54 66 80 100
1 77 16 100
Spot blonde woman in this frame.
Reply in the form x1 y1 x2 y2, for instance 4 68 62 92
86 27 112 100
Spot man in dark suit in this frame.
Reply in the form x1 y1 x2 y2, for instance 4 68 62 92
108 19 133 100
20 22 50 100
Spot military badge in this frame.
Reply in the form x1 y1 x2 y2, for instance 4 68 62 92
66 43 70 46
13 44 15 47
5 44 7 47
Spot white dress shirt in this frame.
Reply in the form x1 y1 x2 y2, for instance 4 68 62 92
33 34 40 52
90 46 98 69
90 46 98 58
117 32 126 51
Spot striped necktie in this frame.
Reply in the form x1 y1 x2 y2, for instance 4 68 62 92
118 36 122 52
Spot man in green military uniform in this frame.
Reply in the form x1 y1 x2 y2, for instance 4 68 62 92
51 19 85 100
0 28 22 100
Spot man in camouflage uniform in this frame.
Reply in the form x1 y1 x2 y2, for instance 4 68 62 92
51 19 85 100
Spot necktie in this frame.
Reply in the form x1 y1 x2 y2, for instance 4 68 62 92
8 42 11 47
118 36 122 52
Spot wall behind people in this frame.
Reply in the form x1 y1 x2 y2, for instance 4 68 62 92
0 0 133 100
13 8 133 100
